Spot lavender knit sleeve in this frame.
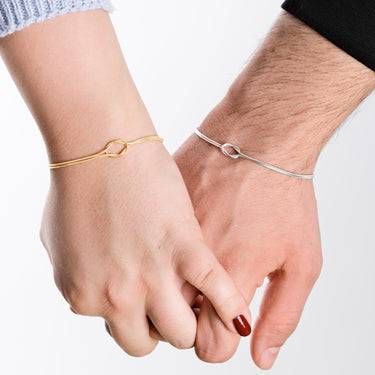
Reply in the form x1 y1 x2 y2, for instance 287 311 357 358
0 0 114 37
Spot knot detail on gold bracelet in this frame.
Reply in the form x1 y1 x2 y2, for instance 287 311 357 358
49 135 163 169
103 139 129 158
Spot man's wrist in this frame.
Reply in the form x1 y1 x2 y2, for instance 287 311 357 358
198 12 375 174
198 99 319 174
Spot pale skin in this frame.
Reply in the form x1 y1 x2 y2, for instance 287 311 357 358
0 6 374 370
0 10 252 356
175 12 375 369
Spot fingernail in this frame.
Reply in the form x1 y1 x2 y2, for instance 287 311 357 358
259 347 280 369
233 314 252 336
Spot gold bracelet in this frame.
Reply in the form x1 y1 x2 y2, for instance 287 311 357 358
49 135 164 169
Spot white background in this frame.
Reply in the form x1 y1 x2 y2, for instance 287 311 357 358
0 0 374 374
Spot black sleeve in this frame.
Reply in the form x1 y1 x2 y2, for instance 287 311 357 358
281 0 375 71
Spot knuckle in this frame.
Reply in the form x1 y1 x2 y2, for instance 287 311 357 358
192 264 216 290
266 318 299 344
288 252 323 286
65 286 98 316
217 292 242 312
103 282 130 314
303 255 323 285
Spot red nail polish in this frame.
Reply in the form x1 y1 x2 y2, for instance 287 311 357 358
233 315 251 336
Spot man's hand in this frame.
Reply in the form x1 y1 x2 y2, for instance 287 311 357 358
175 130 321 368
175 11 375 369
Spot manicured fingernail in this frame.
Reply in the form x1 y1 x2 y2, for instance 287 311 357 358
233 314 252 336
259 347 280 369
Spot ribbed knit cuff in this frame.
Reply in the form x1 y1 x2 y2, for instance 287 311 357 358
0 0 114 37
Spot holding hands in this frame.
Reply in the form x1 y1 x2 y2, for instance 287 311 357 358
175 109 322 368
0 5 374 371
41 133 251 356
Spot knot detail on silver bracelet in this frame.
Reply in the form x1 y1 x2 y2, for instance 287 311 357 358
221 143 242 159
194 128 314 180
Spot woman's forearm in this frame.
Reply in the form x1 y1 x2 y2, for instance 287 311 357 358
0 9 155 162
0 9 252 356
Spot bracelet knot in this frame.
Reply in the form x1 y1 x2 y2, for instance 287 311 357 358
49 135 163 169
194 128 314 180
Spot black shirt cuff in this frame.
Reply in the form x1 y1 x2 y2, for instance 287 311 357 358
282 0 375 71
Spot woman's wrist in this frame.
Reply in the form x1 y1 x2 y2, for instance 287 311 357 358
44 103 157 164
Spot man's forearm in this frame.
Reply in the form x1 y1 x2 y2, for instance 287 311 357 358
200 12 375 173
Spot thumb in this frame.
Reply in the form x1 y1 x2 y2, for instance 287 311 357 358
251 261 321 370
176 240 252 337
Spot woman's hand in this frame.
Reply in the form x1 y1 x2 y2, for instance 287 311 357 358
41 139 252 356
0 9 251 357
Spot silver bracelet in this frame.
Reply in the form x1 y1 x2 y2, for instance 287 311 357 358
194 128 314 180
